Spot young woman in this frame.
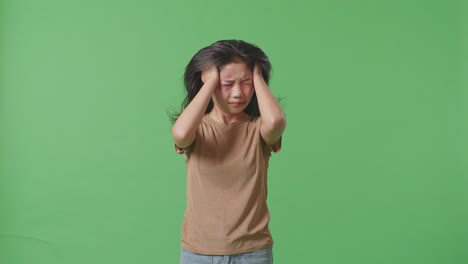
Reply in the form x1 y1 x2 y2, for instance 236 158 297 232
171 40 286 264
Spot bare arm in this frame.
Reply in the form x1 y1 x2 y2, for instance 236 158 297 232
172 66 219 149
253 64 286 145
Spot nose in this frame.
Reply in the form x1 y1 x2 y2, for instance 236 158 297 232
231 83 241 98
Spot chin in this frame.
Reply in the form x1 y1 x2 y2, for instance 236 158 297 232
225 109 243 116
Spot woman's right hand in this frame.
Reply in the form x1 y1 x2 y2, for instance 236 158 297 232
201 66 219 84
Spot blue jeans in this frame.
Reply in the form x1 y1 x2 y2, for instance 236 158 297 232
180 246 273 264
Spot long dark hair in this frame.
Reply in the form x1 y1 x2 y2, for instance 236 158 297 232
169 40 272 123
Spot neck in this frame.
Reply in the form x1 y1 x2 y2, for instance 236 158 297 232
209 107 249 125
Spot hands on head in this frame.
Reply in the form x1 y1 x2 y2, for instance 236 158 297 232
253 63 263 80
201 63 264 87
201 66 219 85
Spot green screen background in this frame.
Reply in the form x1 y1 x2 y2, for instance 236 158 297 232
1 0 467 263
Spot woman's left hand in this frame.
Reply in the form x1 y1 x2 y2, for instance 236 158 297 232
253 63 264 82
253 63 266 88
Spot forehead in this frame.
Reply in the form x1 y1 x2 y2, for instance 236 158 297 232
219 61 252 79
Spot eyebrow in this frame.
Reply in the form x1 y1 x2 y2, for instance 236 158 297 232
221 78 251 82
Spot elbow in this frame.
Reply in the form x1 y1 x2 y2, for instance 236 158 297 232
172 126 193 149
276 114 287 130
172 126 186 143
265 114 286 131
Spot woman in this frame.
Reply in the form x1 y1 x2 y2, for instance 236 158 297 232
171 40 286 264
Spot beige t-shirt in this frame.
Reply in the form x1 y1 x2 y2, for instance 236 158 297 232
175 114 281 255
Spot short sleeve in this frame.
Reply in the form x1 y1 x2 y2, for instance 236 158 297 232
175 144 189 154
270 136 282 153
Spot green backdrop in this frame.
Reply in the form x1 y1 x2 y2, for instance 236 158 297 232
1 0 467 263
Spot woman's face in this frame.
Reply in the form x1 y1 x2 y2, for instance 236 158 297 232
212 60 254 116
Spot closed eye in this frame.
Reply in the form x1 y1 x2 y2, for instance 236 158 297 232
242 78 252 84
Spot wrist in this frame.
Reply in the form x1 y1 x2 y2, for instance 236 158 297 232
202 79 219 90
253 75 265 85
